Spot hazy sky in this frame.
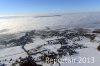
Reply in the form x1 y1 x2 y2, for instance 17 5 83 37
0 0 100 14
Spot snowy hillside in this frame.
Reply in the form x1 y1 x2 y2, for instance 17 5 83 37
0 28 100 66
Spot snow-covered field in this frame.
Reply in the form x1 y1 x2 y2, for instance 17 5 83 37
0 29 100 66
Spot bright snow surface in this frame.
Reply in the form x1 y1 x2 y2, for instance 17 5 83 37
0 35 100 66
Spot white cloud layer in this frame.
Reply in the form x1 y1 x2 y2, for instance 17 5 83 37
0 12 100 34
